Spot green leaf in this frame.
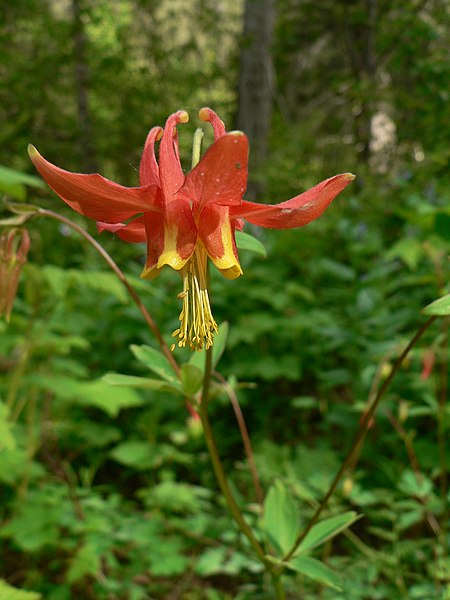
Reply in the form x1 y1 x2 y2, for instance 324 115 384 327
385 237 424 270
287 555 342 590
296 512 359 554
422 293 450 316
189 321 229 372
109 440 156 470
67 542 101 584
180 364 203 395
261 480 301 555
102 373 182 395
30 374 146 417
0 579 41 600
130 344 178 383
0 165 43 201
235 230 267 257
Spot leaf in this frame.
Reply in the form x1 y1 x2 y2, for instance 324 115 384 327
30 374 146 417
287 556 342 590
67 542 101 584
261 480 301 555
385 237 424 270
102 373 182 395
422 293 450 316
130 344 179 383
180 364 203 395
109 440 156 470
235 230 267 257
0 165 44 201
0 579 41 600
296 512 360 554
189 321 229 372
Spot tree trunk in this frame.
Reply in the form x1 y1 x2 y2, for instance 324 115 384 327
72 0 98 172
236 0 276 199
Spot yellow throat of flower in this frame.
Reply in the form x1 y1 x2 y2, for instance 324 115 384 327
171 244 218 351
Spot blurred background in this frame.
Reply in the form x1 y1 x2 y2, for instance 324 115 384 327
0 1 449 599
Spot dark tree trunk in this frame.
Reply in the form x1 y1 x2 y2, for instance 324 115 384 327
237 0 276 200
72 0 98 172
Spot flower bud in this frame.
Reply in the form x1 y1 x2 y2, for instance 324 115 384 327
0 228 30 321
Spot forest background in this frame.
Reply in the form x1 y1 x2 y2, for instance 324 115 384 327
0 0 449 598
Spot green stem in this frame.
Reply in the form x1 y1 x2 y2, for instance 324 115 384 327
35 209 180 376
272 575 287 600
437 316 448 537
199 348 271 569
283 316 437 561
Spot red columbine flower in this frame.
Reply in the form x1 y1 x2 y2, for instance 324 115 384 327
28 108 354 350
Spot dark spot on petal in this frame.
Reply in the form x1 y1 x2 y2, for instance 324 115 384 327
235 162 241 169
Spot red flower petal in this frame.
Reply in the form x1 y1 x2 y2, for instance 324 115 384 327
158 111 188 198
181 132 248 213
97 217 146 243
198 204 242 279
141 195 197 279
230 173 355 228
139 126 162 186
28 145 159 223
199 107 226 139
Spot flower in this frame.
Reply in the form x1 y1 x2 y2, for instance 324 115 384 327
28 108 354 350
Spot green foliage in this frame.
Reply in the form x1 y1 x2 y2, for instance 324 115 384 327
1 0 448 598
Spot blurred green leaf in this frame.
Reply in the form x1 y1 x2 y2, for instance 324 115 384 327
0 579 41 600
235 230 267 257
180 364 203 395
287 555 342 590
130 344 179 383
261 480 301 555
102 373 182 394
0 165 43 201
296 512 360 554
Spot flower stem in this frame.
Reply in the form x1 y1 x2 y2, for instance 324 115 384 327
272 575 287 600
35 209 180 375
200 348 271 569
283 316 437 561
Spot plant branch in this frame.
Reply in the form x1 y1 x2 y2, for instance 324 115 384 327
283 316 437 561
35 208 180 375
214 370 264 506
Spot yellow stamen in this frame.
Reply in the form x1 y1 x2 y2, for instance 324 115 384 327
172 245 218 351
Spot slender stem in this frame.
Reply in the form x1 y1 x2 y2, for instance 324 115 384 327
200 348 271 568
437 316 448 535
283 316 437 561
272 575 287 600
35 209 180 375
214 370 264 506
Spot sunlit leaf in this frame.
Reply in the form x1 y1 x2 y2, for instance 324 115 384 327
422 293 450 316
